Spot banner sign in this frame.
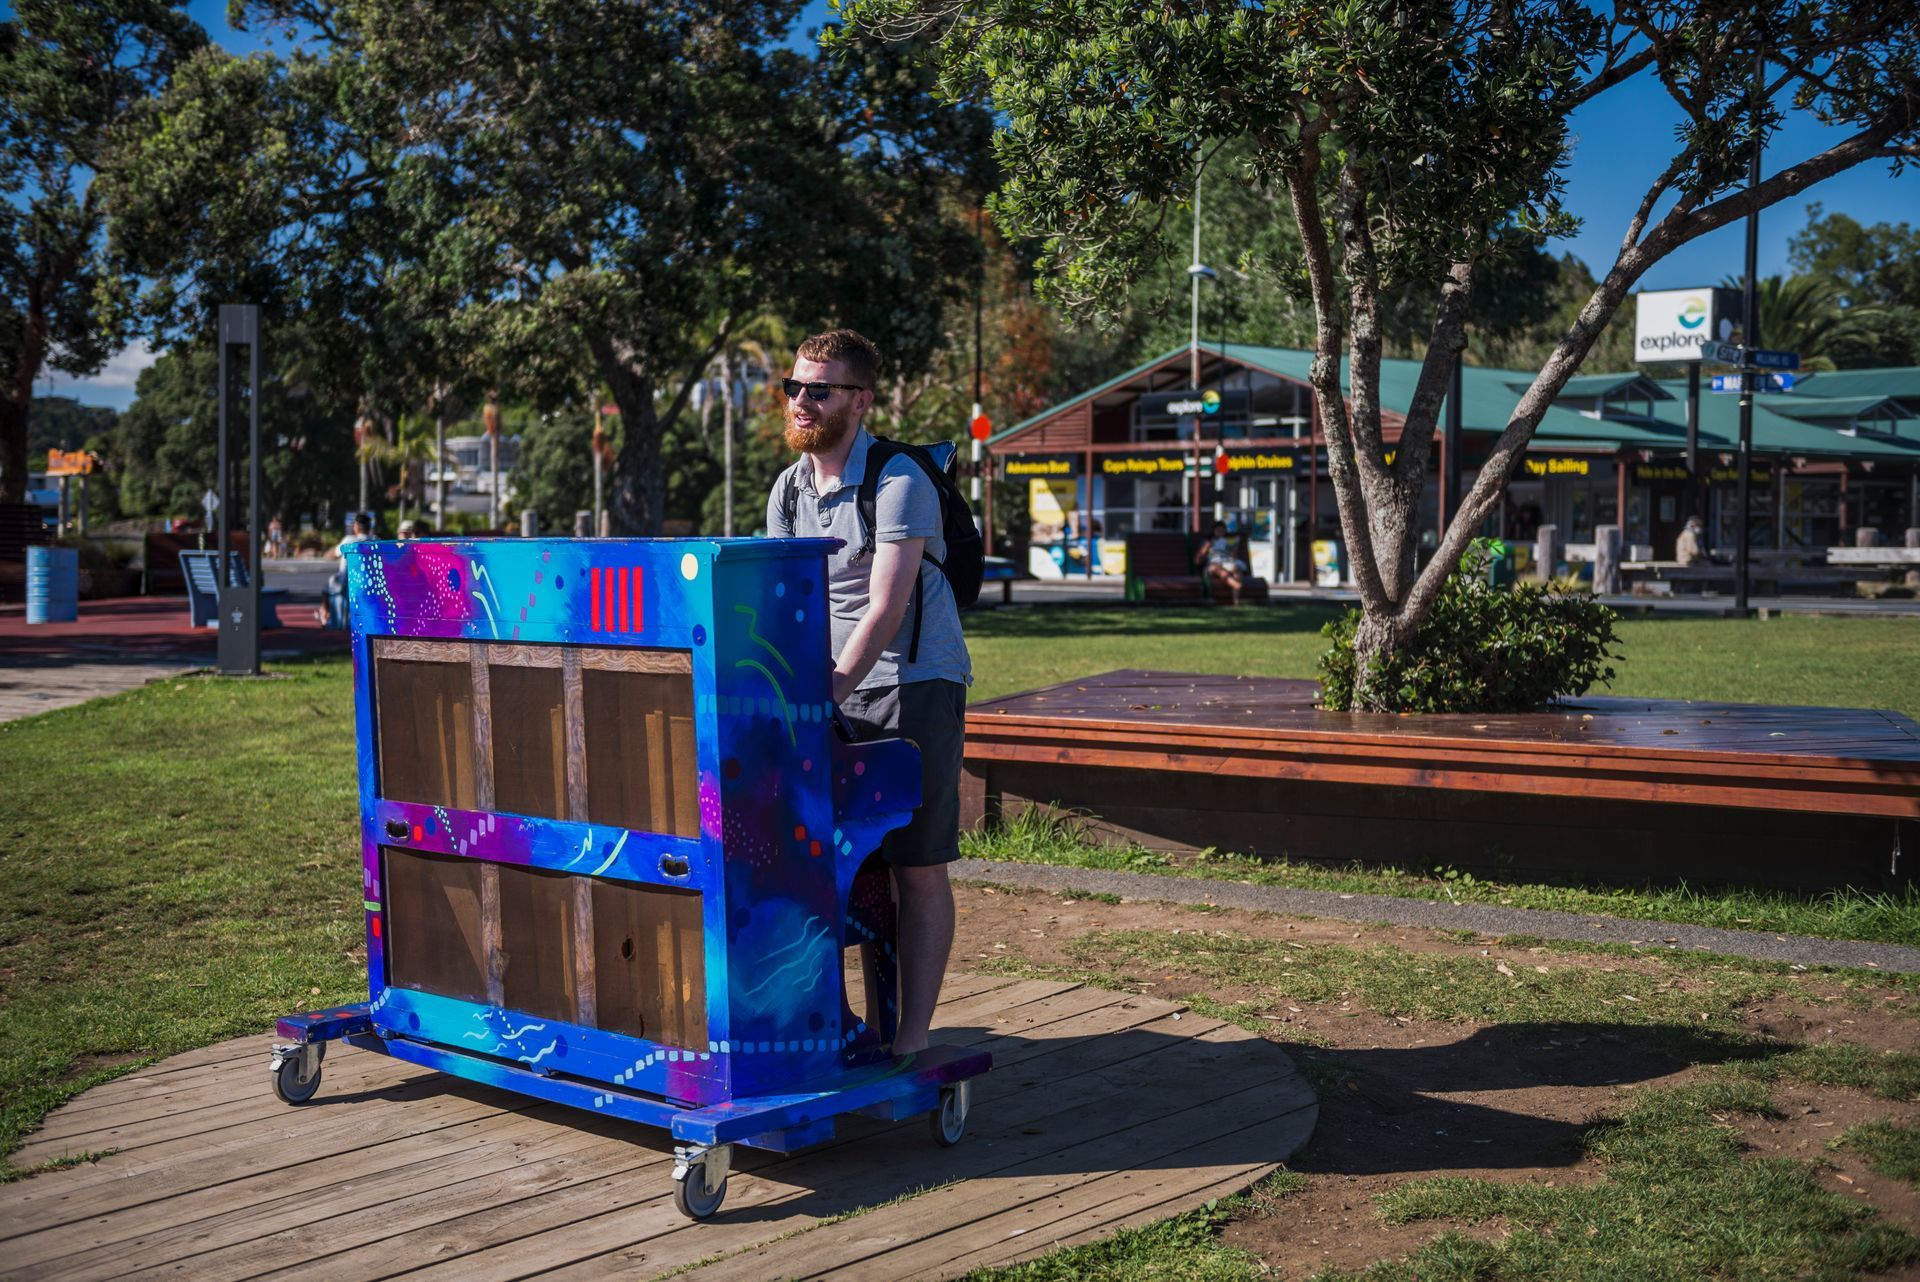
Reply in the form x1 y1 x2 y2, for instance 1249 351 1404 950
1634 288 1739 362
1630 462 1690 484
1099 453 1188 476
1220 450 1299 473
1136 388 1252 421
1003 455 1078 478
45 449 97 476
1521 454 1598 478
1708 466 1772 486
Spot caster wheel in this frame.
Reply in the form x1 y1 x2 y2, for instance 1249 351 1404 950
273 1054 322 1104
674 1167 728 1220
930 1083 968 1148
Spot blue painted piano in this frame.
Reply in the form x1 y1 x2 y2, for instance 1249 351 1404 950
271 537 989 1219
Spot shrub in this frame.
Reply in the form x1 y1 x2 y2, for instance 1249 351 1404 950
1319 540 1621 713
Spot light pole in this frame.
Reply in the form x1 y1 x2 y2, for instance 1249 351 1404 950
1188 163 1204 388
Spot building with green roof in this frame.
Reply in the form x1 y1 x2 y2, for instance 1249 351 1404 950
987 343 1919 582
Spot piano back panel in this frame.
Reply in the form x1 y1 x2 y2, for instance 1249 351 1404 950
348 537 859 1104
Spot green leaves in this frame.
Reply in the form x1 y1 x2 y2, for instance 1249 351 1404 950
1319 539 1622 713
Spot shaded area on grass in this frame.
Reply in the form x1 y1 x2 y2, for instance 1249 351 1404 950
959 909 1920 1282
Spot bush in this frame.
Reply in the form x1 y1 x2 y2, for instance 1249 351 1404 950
1319 540 1621 713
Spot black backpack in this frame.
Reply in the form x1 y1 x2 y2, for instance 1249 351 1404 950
780 435 984 662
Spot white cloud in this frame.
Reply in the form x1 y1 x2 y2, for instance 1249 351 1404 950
81 339 159 391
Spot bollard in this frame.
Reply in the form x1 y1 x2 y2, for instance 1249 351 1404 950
574 510 592 539
1594 525 1622 595
521 508 539 538
1857 527 1885 548
1533 524 1561 583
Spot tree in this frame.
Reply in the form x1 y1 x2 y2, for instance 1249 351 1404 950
226 2 993 535
1788 202 1920 308
1722 273 1846 370
115 333 356 522
1786 202 1920 365
854 0 1920 706
0 0 204 502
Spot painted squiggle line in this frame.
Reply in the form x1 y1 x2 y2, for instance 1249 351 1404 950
522 1039 560 1066
732 604 793 676
564 829 593 869
471 561 504 618
499 1020 548 1040
735 658 796 746
742 924 831 999
759 915 823 963
589 830 630 878
461 1030 491 1042
469 590 498 636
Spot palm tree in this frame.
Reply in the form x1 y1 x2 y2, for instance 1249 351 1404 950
359 415 438 528
1720 274 1843 372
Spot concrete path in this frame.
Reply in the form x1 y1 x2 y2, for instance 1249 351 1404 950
0 566 348 724
952 858 1920 975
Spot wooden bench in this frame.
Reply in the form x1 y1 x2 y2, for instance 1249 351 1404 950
962 671 1920 893
1124 532 1205 603
977 555 1034 605
179 551 287 628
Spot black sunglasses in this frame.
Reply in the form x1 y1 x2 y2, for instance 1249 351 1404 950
782 378 868 402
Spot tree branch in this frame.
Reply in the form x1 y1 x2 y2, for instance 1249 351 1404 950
1284 127 1390 615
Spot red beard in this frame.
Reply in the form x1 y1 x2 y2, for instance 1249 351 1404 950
783 400 856 454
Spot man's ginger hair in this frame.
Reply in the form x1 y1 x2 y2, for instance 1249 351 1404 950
795 329 880 391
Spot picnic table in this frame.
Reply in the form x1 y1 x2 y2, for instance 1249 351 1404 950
978 555 1033 604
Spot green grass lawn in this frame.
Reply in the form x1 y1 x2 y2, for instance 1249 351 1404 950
0 605 1914 1185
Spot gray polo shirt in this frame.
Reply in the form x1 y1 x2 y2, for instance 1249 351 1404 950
766 429 972 692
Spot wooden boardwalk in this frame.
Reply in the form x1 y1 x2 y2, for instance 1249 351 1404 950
2 975 1316 1281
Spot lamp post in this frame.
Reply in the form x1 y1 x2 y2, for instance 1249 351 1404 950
1188 262 1222 523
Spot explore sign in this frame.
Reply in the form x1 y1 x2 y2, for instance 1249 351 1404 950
1634 288 1739 362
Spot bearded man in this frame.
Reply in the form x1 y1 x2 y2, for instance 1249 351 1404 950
765 328 970 1057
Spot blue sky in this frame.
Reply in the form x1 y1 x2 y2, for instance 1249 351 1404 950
27 0 1917 409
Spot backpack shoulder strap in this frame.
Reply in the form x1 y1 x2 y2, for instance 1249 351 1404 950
778 466 800 534
856 437 908 557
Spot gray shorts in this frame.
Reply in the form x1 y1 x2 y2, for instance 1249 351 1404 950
839 679 966 867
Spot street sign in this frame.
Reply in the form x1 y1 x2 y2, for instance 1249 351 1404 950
970 414 992 441
1749 348 1800 371
1711 372 1795 394
1697 340 1745 365
1720 370 1789 391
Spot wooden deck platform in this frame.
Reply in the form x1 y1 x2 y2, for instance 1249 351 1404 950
1 975 1315 1282
963 672 1920 890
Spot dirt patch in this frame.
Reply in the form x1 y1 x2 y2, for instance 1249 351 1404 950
947 881 1920 1279
59 1052 146 1085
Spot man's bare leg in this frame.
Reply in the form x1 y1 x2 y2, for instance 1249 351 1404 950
890 863 956 1055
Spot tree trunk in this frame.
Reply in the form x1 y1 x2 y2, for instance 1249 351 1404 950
0 393 27 505
609 401 666 535
1350 611 1412 712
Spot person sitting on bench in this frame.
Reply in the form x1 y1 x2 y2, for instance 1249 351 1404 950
1195 520 1250 603
317 513 371 628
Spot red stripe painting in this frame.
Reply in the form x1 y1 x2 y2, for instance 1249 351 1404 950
591 565 644 633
